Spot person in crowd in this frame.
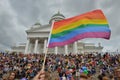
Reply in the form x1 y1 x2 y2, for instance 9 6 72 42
114 68 120 80
109 74 114 80
102 76 109 80
8 71 16 80
79 73 88 80
1 74 9 80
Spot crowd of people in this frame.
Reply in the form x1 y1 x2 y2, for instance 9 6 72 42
0 52 120 80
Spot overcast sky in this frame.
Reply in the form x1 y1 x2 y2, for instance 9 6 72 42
0 0 120 52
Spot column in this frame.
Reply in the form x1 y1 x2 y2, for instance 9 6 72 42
55 46 58 55
34 39 38 53
73 42 78 54
43 39 47 53
65 45 68 55
38 43 41 53
25 38 30 54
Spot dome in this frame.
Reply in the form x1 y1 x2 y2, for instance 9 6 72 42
31 22 41 29
51 11 65 18
49 11 65 24
34 22 41 26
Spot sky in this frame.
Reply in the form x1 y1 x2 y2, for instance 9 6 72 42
0 0 120 52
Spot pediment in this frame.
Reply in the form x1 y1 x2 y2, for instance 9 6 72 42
26 24 51 33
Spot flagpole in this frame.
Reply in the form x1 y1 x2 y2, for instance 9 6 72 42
47 20 55 47
42 20 55 71
42 47 48 71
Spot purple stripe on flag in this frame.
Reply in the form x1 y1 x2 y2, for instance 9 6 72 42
48 32 110 48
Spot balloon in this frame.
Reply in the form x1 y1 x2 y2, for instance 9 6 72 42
82 66 87 70
83 70 88 74
80 69 83 73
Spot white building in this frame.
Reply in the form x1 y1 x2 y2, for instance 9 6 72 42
11 12 103 54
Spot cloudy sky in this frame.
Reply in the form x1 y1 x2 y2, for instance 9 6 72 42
0 0 120 52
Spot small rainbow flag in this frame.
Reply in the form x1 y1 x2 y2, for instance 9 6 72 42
48 10 111 48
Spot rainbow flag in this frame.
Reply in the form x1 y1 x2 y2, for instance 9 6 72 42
48 10 111 48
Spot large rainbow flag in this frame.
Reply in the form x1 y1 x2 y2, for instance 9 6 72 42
48 10 111 48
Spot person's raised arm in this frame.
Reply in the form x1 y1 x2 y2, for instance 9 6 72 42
33 70 45 80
